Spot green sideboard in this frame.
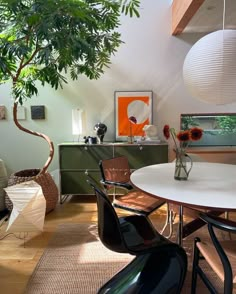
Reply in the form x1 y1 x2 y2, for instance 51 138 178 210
58 142 168 203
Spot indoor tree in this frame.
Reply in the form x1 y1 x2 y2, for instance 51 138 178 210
0 0 140 174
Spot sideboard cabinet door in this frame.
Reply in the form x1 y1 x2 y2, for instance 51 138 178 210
114 144 168 169
60 170 102 195
59 144 113 202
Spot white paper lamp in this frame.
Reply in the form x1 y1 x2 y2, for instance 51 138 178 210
4 181 46 233
183 29 236 105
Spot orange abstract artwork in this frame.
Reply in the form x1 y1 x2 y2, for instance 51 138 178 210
115 91 153 141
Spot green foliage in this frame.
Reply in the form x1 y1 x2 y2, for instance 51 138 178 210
0 0 140 104
121 0 140 17
216 116 236 134
181 116 199 130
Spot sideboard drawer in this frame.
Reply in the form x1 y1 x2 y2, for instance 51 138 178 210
60 170 101 195
59 145 113 169
115 144 168 169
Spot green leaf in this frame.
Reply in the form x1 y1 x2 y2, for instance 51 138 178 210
0 0 140 101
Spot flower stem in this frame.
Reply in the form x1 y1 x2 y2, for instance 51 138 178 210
129 122 132 138
170 128 178 150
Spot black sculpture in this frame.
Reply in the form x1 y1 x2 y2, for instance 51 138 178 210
83 136 97 144
94 123 107 144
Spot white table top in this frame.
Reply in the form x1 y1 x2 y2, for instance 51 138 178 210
130 162 236 211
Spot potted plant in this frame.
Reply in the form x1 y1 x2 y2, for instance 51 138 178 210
0 0 140 212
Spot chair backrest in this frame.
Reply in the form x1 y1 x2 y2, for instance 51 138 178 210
86 178 128 253
199 212 236 292
99 156 131 183
200 213 236 252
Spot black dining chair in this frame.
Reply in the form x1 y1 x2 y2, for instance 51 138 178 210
99 156 174 238
87 178 188 293
191 212 236 294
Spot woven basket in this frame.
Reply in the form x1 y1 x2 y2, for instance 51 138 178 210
0 159 8 211
5 169 58 214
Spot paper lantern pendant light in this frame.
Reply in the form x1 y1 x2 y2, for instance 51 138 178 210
183 29 236 105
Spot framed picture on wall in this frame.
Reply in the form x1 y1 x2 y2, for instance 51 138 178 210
181 113 236 146
17 106 26 120
115 91 153 141
31 105 45 119
0 105 6 120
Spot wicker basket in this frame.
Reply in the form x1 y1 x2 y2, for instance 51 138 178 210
5 169 58 214
0 159 8 212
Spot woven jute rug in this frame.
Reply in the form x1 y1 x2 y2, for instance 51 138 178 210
24 221 233 294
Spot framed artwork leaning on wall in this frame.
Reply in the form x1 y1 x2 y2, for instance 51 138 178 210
114 91 153 141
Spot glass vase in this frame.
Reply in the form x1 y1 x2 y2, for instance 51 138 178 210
174 149 193 180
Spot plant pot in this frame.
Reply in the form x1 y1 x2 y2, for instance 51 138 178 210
5 169 58 214
0 159 8 212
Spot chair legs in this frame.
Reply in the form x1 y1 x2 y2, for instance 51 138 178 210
98 244 187 294
191 237 218 294
224 212 233 241
191 237 201 294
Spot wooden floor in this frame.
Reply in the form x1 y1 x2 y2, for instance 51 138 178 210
0 195 170 294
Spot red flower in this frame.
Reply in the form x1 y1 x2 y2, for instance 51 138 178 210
129 116 137 124
177 130 190 142
163 125 170 139
163 124 203 151
190 127 203 141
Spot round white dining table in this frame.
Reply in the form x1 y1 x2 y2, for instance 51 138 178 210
130 162 236 245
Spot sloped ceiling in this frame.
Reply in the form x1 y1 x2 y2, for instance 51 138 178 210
172 0 236 35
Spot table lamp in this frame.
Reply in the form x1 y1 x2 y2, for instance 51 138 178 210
72 108 86 141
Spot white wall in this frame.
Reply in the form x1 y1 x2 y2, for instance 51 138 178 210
1 0 236 175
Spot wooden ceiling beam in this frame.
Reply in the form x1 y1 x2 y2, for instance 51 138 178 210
172 0 206 35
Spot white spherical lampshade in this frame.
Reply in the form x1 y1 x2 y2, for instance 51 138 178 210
183 30 236 105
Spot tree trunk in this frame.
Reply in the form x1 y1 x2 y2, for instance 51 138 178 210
13 102 54 174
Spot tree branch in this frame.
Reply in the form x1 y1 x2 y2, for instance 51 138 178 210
21 46 41 69
13 102 54 174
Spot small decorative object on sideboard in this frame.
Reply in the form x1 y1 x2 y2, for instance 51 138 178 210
128 116 137 144
84 136 97 144
163 125 203 180
94 123 107 144
142 125 161 143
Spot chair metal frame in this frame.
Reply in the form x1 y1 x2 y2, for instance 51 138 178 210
99 156 166 216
